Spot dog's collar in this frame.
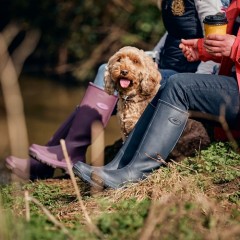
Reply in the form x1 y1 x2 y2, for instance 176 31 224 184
121 94 135 102
122 95 130 101
121 93 148 104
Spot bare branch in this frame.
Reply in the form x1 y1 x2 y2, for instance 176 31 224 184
2 22 22 46
0 24 41 159
12 29 41 77
0 33 29 158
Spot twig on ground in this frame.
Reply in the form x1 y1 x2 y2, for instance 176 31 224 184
144 152 168 165
60 139 104 239
170 159 198 174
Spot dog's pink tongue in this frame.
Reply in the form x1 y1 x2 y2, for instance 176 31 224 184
120 79 130 88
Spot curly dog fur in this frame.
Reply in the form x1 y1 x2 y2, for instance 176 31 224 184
104 46 161 140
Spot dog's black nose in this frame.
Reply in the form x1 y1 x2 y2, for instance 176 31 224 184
121 70 128 76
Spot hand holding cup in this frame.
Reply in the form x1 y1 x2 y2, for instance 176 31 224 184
204 34 236 57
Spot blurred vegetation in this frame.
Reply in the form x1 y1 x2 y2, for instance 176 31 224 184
1 0 165 83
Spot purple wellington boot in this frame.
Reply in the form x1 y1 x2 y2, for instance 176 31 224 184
29 82 118 172
5 106 78 180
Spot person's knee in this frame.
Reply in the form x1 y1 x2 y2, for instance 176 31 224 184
160 73 188 107
98 63 107 73
93 63 107 88
168 73 187 87
164 74 186 93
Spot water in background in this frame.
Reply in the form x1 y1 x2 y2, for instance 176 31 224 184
0 75 121 182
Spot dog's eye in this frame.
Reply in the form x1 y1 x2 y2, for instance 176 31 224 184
117 58 121 62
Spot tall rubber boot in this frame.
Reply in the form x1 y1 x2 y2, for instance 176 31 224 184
5 106 78 180
73 102 156 184
29 82 118 172
74 100 188 189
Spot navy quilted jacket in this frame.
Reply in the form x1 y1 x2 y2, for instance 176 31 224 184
159 0 203 72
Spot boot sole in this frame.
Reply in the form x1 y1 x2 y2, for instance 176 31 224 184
72 166 102 188
29 150 69 174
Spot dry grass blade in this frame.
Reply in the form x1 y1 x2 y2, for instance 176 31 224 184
60 139 104 239
0 198 9 240
24 191 30 222
90 121 104 167
90 121 105 194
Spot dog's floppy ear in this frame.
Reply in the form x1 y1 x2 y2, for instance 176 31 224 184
104 64 116 95
140 54 161 95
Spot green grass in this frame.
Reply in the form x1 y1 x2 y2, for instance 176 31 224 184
0 141 239 240
181 142 240 183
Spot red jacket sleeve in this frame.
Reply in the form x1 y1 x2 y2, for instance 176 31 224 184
197 38 222 63
230 35 240 65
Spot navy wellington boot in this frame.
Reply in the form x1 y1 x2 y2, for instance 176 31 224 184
74 100 188 189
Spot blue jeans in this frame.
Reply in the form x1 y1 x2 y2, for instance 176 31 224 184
155 73 240 126
159 69 178 89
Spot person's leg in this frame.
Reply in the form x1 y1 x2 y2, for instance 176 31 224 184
5 64 117 180
73 73 239 188
29 82 117 172
93 64 107 89
159 69 178 89
160 73 239 124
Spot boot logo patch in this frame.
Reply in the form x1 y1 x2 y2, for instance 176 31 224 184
168 117 182 125
97 102 109 110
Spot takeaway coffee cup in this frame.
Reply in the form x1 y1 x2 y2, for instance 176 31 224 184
203 14 228 36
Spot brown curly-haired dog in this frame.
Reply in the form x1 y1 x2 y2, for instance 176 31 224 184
104 46 161 140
